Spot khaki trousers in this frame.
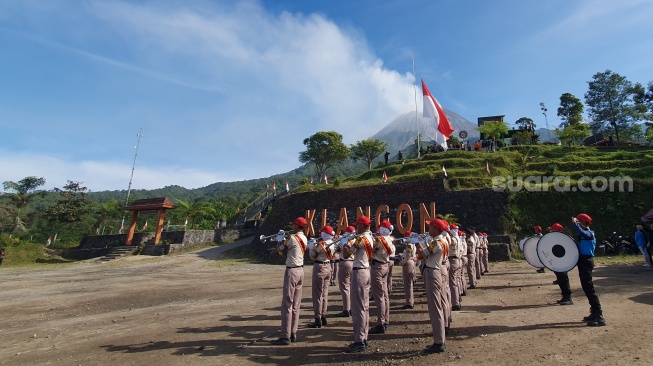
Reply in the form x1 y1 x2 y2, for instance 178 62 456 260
402 259 416 306
351 267 370 343
448 257 461 307
338 260 353 311
312 262 331 318
371 262 390 326
424 267 445 345
280 267 304 338
467 253 476 287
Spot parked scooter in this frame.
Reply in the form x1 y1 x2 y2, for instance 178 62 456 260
599 231 639 255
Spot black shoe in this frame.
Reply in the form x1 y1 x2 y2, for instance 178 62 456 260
481 272 485 276
536 268 545 273
582 311 598 322
553 280 559 285
484 270 489 273
321 316 327 326
345 341 366 353
461 291 467 296
290 333 297 342
445 327 450 336
308 319 322 328
402 304 414 309
424 343 446 353
452 305 462 311
468 285 476 289
369 324 386 334
587 316 606 327
558 298 573 306
335 310 351 317
270 338 290 345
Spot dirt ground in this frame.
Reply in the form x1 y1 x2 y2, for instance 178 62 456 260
1 239 652 366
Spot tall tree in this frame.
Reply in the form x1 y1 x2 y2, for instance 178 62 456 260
44 181 92 224
515 117 535 131
557 93 584 127
299 131 350 180
1 176 46 232
584 70 640 145
350 139 387 169
476 121 509 152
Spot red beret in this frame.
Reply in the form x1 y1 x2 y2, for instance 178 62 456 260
319 225 335 235
427 218 448 232
379 220 392 229
576 213 592 225
354 216 371 226
533 225 542 233
548 223 563 232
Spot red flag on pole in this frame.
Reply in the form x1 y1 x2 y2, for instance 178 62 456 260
184 215 189 228
142 220 148 231
382 171 387 182
486 161 491 175
286 181 289 192
442 165 448 178
422 78 454 151
324 174 328 184
46 236 52 246
273 182 276 190
245 205 249 213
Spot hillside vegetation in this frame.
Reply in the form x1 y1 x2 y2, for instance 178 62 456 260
291 145 653 241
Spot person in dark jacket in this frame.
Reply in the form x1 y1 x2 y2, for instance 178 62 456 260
635 225 651 267
571 213 605 327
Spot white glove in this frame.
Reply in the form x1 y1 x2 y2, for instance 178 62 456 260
275 232 286 242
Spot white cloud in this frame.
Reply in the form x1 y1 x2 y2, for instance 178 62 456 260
0 151 225 192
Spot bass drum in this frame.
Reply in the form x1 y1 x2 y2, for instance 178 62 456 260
537 232 579 272
523 236 544 268
519 237 529 252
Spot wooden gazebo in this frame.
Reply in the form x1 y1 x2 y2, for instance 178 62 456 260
123 197 176 245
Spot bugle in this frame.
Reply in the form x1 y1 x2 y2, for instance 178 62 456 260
259 230 291 243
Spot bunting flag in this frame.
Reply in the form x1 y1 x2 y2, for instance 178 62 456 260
286 181 289 192
142 220 148 231
184 215 189 228
324 174 329 184
442 165 448 178
422 78 454 151
486 161 491 175
310 177 314 184
46 236 52 247
382 171 388 183
273 182 276 190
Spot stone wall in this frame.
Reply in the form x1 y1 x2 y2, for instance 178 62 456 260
256 179 511 262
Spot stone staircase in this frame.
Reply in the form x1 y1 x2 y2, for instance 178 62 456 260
97 246 136 262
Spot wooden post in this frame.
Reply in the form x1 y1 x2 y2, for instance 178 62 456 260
126 211 138 245
154 209 166 245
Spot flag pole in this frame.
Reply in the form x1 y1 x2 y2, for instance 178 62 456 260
412 51 420 158
120 128 143 232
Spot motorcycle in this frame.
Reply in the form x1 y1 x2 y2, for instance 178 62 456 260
599 232 620 255
599 231 639 255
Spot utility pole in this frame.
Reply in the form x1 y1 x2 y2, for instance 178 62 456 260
540 102 550 142
119 128 143 233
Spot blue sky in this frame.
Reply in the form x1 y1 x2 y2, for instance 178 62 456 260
1 0 652 191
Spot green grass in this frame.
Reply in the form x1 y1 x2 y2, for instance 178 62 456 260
1 244 73 267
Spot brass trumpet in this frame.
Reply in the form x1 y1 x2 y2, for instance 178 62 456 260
259 230 291 243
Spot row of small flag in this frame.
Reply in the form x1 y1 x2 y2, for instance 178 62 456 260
382 161 491 182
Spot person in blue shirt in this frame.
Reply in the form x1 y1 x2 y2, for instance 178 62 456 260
571 213 605 327
635 225 651 268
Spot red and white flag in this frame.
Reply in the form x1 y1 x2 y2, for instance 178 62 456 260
46 236 52 247
382 171 388 182
142 220 148 231
324 174 328 184
486 161 491 175
184 215 189 228
273 182 276 190
286 181 289 192
310 177 313 184
422 78 454 151
245 205 249 213
442 165 448 178
119 219 125 234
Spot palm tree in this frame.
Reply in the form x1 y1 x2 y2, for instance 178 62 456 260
175 199 216 229
476 121 509 152
2 176 46 232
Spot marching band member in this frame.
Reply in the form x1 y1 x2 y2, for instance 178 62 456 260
534 225 546 273
387 232 396 294
417 218 449 353
459 230 468 295
466 227 478 289
369 220 395 334
481 232 490 274
335 225 356 317
331 234 340 286
308 225 336 328
448 224 462 311
399 231 417 309
548 223 573 306
571 214 605 326
439 222 452 333
473 228 482 281
343 216 374 353
270 217 308 346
